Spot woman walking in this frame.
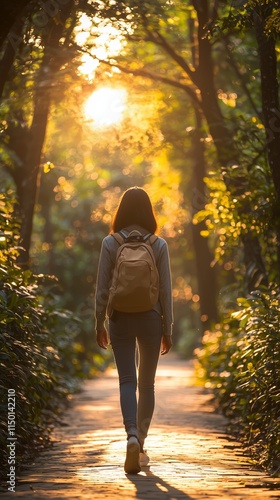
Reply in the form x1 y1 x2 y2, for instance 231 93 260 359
95 187 173 474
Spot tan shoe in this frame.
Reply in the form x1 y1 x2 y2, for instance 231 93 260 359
124 436 141 474
139 451 150 466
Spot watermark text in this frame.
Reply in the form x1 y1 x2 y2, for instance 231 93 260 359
7 389 16 492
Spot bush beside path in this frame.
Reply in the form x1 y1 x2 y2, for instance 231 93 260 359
2 352 280 499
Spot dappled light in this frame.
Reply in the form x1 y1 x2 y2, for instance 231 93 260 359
75 13 126 80
11 356 278 498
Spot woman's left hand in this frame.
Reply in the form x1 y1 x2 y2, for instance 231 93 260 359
96 327 110 350
161 335 172 355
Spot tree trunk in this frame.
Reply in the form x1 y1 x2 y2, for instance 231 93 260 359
17 89 51 267
254 8 280 282
193 0 237 167
188 17 218 327
0 0 32 49
191 108 219 328
192 0 268 290
5 1 74 267
0 18 22 98
39 173 56 275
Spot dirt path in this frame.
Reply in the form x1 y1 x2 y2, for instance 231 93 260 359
2 352 280 499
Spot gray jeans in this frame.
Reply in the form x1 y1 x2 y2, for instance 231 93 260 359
109 309 162 444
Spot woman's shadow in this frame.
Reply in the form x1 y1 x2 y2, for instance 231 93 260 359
126 465 193 500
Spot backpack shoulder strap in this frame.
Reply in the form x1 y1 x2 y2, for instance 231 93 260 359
148 234 158 246
111 232 124 246
112 231 157 246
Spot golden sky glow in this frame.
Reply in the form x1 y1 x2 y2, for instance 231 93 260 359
83 87 127 128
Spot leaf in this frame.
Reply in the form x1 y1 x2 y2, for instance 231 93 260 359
43 161 55 174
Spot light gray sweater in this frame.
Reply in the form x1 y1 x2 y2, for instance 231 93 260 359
95 225 173 336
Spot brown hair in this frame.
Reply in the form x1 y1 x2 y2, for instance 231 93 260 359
111 187 158 234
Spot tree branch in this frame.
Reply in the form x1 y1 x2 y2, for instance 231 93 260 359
223 39 262 121
96 56 201 108
139 13 198 85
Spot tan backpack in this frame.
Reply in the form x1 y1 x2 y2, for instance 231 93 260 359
108 230 159 313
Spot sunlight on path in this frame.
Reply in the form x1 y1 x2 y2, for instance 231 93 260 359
1 353 279 499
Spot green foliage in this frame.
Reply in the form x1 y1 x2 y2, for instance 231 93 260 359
0 192 109 479
0 265 62 476
265 7 280 36
210 1 280 38
0 192 21 263
193 161 277 285
196 286 280 473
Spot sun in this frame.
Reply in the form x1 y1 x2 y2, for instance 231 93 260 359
84 87 127 128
